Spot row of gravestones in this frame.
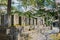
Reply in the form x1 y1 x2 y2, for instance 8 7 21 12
0 14 45 27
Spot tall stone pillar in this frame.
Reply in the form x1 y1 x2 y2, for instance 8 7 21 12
1 15 4 26
33 18 34 25
8 15 11 27
35 18 37 25
34 19 36 25
1 14 12 27
17 33 21 40
25 17 27 26
30 18 33 25
43 18 45 25
21 16 25 26
37 18 40 26
14 14 19 25
26 18 29 26
0 15 1 25
1 15 8 26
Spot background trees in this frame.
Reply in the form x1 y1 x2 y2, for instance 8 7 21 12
0 0 59 27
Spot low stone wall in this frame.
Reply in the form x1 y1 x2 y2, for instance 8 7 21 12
6 25 51 40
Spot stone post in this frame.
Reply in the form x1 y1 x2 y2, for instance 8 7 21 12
8 15 11 27
33 18 34 25
1 15 4 26
17 33 21 40
30 18 33 25
37 18 40 26
36 18 37 25
25 17 26 26
26 18 29 26
0 15 1 25
14 14 19 25
21 16 25 26
34 19 36 25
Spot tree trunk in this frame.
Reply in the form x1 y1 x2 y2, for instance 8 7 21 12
0 15 1 26
7 0 11 14
7 0 11 27
6 0 11 34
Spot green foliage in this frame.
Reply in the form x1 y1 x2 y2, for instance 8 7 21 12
46 0 55 5
17 0 36 7
36 0 44 8
0 0 8 6
33 9 45 17
0 0 58 27
24 11 33 18
8 0 58 26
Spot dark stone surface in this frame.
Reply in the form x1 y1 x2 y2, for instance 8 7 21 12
0 33 9 40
